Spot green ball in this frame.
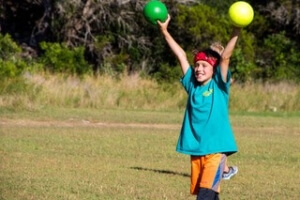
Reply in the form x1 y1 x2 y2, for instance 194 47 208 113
143 0 168 25
228 1 254 27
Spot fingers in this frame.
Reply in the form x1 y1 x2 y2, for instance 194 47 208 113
157 14 171 27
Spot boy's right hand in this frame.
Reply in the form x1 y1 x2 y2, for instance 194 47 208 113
157 14 171 32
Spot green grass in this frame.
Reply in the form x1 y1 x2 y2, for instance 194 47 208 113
1 109 300 200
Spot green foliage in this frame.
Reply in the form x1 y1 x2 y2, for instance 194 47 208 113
108 51 129 73
239 31 255 61
1 1 300 83
0 34 27 79
39 42 92 75
175 4 230 50
95 35 114 50
200 0 235 13
230 48 258 82
153 63 181 83
0 59 27 79
247 12 270 40
0 34 21 59
258 32 300 81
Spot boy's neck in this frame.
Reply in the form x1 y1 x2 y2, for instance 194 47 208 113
199 78 212 86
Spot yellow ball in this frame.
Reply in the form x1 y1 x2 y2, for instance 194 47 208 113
229 1 254 27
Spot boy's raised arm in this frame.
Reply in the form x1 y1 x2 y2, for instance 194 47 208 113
158 15 190 75
220 27 241 82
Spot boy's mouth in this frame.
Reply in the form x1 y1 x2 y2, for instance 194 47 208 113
195 72 204 78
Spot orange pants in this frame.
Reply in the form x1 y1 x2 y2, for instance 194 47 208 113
190 154 226 195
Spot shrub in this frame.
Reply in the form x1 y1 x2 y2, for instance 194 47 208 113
39 42 92 75
259 32 300 82
230 48 258 82
0 34 27 79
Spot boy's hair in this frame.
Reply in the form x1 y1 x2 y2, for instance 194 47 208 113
210 42 224 56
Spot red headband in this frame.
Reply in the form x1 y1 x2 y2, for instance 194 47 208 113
194 52 217 67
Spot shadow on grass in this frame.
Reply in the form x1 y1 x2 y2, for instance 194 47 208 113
130 166 189 177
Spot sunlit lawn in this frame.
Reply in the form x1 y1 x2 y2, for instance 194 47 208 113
0 108 300 199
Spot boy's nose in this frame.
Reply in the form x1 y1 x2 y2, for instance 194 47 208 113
195 66 203 71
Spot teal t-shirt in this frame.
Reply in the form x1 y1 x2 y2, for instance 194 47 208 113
176 66 238 156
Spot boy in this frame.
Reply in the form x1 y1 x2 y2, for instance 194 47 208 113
157 15 240 199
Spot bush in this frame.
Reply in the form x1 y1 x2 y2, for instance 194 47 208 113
261 32 300 81
0 34 21 59
0 34 27 79
230 48 258 82
153 63 181 83
39 42 92 75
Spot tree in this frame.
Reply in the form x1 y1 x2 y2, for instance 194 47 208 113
0 0 299 82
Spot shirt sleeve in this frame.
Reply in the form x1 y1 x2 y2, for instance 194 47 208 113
214 66 231 94
180 66 194 93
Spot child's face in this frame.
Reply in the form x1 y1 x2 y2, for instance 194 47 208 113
194 61 214 85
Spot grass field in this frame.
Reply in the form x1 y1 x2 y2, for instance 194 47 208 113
1 108 300 200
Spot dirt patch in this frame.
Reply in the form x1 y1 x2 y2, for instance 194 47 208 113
0 118 181 130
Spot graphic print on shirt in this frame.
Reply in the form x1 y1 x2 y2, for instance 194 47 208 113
202 89 213 97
